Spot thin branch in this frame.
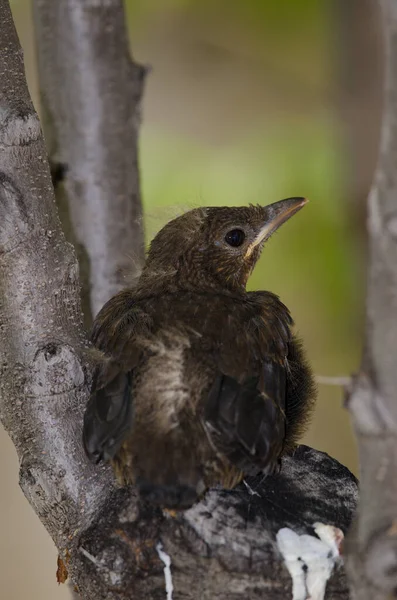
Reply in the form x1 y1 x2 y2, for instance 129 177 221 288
32 0 146 321
316 375 352 387
346 1 397 598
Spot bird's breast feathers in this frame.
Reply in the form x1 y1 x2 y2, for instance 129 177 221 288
132 330 193 434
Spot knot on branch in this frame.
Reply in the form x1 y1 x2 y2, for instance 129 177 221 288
348 371 397 434
29 343 85 397
0 110 41 147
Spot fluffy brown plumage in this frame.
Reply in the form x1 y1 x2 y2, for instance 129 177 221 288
83 198 316 509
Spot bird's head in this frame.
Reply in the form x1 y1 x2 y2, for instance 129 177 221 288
141 197 307 292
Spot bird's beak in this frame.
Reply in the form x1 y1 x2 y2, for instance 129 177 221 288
245 197 308 258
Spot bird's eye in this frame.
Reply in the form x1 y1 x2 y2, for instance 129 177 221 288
225 229 246 247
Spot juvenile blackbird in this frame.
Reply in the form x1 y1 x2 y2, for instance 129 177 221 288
83 198 316 509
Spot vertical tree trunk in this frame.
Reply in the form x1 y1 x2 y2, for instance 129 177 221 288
32 0 146 322
346 1 397 598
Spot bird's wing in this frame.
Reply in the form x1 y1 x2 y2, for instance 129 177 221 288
203 360 287 475
202 292 291 476
83 368 134 463
83 291 152 463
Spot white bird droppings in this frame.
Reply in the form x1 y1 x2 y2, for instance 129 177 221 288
156 542 174 600
276 523 344 600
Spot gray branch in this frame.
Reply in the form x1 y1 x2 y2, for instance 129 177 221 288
0 0 358 598
32 0 146 321
346 1 397 598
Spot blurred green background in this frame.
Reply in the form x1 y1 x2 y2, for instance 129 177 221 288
2 0 382 597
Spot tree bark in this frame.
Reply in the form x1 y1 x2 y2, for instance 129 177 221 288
346 1 397 599
0 0 358 598
32 0 146 323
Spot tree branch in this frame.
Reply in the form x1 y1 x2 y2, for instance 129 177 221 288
32 0 146 321
0 0 115 539
346 1 397 598
0 1 358 598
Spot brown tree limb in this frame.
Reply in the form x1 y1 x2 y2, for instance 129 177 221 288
32 0 146 321
345 0 397 598
0 1 358 598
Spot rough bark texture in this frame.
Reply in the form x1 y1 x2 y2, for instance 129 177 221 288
32 0 146 322
346 1 397 599
0 0 359 598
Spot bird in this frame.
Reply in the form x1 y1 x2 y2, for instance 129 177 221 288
83 197 316 509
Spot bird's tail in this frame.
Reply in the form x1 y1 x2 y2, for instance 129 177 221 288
125 417 207 509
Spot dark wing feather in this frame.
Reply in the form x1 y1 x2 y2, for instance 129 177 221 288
202 292 292 476
204 359 286 475
83 291 152 464
83 370 133 463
